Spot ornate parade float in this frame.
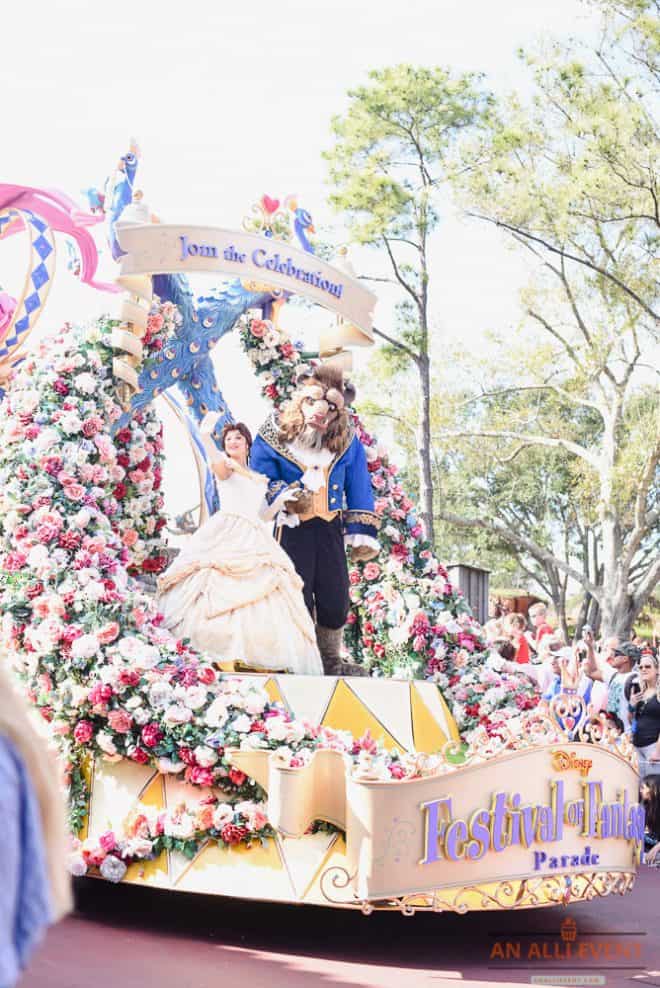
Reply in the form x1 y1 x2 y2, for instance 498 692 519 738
0 148 643 913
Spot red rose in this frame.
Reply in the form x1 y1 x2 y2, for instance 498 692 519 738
119 669 140 687
113 483 127 501
53 379 69 396
115 428 132 445
117 453 130 468
74 720 94 744
228 767 247 787
178 746 197 767
141 723 164 748
220 823 249 846
130 747 150 764
198 666 216 685
141 556 168 574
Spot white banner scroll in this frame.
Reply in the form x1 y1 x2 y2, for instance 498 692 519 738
115 224 376 341
228 742 642 902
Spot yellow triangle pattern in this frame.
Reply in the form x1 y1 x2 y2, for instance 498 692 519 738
321 679 403 752
264 676 286 706
410 684 452 751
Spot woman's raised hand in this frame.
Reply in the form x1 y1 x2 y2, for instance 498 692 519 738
200 411 223 436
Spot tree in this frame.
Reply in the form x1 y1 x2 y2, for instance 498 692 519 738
324 65 492 544
440 0 659 638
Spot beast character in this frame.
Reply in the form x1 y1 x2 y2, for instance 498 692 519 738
251 364 380 675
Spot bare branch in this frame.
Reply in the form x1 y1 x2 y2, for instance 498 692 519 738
435 429 601 470
381 235 421 308
467 212 660 322
633 555 660 613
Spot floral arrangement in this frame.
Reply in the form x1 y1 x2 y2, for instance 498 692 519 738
69 796 274 882
237 314 540 740
0 303 543 883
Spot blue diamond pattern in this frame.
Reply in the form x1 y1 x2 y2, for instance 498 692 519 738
23 292 41 315
33 235 53 260
14 316 28 332
31 263 49 291
28 213 47 233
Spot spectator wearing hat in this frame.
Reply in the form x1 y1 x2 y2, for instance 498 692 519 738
583 635 641 733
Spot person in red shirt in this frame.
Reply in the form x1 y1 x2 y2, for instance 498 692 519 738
528 602 554 649
504 612 531 664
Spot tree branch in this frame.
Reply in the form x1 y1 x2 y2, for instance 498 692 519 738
372 324 419 362
437 509 601 597
434 429 601 470
381 235 421 308
633 555 660 613
467 212 660 322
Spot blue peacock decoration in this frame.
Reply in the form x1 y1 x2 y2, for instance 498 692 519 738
107 149 317 518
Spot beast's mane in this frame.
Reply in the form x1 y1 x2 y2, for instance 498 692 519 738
278 365 352 454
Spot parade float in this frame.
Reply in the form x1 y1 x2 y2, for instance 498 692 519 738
0 149 642 913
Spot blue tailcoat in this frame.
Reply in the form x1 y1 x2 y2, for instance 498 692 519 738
251 414 379 540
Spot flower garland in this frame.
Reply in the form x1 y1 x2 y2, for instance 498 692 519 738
237 314 540 740
69 796 274 882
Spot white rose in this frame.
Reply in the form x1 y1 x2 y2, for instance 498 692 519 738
164 813 195 840
205 698 229 728
96 731 118 756
71 634 100 661
72 508 92 530
212 804 235 829
183 685 208 710
73 372 97 395
163 704 193 725
193 745 218 768
265 717 289 742
59 412 83 435
157 757 185 774
148 681 174 710
231 714 252 734
242 691 267 716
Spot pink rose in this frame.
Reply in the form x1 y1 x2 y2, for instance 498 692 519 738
363 562 381 581
64 484 86 502
250 319 267 338
3 551 27 572
97 622 121 645
107 709 133 734
98 831 117 853
36 523 59 544
186 766 215 787
349 569 361 586
73 720 94 744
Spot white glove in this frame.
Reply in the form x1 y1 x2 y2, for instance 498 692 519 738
200 411 223 436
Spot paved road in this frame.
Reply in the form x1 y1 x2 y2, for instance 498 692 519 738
20 868 660 988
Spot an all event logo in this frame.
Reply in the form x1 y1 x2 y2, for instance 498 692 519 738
489 917 644 975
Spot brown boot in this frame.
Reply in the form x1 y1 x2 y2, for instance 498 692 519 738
315 626 369 678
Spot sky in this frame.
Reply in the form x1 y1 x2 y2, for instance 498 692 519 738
1 0 601 523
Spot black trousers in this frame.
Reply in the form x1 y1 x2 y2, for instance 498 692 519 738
280 516 349 630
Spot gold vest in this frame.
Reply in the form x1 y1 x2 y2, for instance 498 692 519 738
296 466 340 523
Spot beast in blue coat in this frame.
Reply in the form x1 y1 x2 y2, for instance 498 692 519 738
251 365 379 674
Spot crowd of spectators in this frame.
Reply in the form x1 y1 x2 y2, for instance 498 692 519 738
485 602 660 864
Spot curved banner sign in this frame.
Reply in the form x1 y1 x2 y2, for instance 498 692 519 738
228 742 642 902
116 224 376 341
